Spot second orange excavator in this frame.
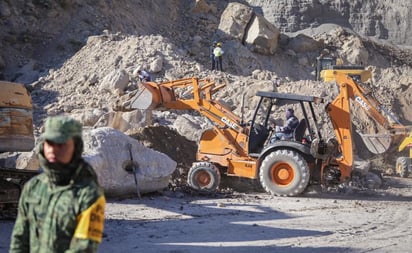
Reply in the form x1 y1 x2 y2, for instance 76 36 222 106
125 73 407 196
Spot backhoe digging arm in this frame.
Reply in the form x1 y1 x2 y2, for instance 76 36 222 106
327 72 407 181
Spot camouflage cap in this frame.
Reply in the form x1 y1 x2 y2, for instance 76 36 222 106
41 116 82 143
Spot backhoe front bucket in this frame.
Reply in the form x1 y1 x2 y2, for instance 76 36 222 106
130 86 156 110
130 82 174 110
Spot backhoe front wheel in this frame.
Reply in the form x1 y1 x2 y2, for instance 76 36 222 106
396 157 410 178
187 162 221 191
259 149 310 196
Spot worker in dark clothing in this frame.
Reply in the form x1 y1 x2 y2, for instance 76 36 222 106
270 108 299 142
210 41 217 70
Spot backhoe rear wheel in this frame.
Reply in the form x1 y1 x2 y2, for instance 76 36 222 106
187 162 221 191
396 157 410 178
259 149 310 196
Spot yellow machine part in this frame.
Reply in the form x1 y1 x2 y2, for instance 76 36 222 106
399 132 412 152
0 81 35 152
398 132 412 165
321 69 372 83
0 81 33 108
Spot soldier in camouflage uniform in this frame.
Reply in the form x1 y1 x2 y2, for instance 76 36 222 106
10 116 105 253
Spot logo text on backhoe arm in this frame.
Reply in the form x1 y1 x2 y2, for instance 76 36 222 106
355 96 370 111
222 117 240 131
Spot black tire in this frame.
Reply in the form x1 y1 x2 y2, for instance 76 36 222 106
259 149 310 196
396 157 410 178
187 162 221 191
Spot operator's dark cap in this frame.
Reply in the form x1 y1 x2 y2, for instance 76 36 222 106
41 116 82 143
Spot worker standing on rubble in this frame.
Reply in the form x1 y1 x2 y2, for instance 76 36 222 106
10 116 105 253
210 41 217 70
273 76 281 88
213 42 224 71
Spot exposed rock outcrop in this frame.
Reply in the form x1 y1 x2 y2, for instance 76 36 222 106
245 0 412 45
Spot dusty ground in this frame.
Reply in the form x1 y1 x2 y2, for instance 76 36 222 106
1 175 411 253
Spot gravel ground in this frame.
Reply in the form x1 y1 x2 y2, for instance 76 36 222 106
1 176 411 253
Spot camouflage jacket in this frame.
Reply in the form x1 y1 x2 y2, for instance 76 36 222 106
10 160 105 253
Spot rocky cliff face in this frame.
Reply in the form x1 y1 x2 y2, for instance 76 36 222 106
245 0 412 46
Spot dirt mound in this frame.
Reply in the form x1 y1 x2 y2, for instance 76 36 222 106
130 125 197 168
129 125 197 189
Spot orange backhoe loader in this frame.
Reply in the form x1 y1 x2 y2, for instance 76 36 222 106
127 73 406 196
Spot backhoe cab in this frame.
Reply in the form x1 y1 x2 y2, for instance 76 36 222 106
316 56 371 83
245 92 338 196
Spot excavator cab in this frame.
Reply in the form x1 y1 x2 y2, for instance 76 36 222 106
316 57 336 81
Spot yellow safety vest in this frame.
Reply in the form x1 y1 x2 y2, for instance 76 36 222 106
214 47 223 57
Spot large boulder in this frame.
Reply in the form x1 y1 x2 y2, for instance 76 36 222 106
341 36 369 65
218 2 254 41
100 69 129 95
83 127 176 197
245 14 280 55
218 2 280 55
